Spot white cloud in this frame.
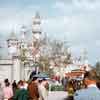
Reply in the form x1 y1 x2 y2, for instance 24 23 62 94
42 14 99 44
51 0 100 64
0 5 40 35
54 0 100 13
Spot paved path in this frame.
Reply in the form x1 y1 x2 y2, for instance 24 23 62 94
48 91 68 100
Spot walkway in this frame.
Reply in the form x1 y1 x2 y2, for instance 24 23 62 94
48 91 67 100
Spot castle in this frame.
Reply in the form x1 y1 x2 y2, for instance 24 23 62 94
0 12 44 82
0 12 92 82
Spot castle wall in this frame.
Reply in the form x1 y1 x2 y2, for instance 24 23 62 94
0 58 21 82
12 58 21 82
0 59 13 82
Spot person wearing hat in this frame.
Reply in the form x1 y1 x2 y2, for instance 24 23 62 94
74 71 100 100
28 77 40 100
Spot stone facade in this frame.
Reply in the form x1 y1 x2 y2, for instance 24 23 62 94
0 58 19 82
0 12 42 82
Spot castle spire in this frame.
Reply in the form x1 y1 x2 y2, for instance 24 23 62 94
80 48 88 64
7 31 18 47
32 12 42 40
9 31 17 40
35 11 40 19
21 25 27 40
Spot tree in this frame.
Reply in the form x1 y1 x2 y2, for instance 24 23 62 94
63 53 72 64
20 48 27 62
39 56 49 72
96 61 100 78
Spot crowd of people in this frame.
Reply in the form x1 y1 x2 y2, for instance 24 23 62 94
0 77 49 100
0 71 100 100
64 71 100 100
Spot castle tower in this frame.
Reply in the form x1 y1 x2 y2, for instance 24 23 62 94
7 31 18 57
31 12 42 58
81 48 88 64
7 31 21 81
20 25 27 49
21 26 26 40
32 12 42 41
80 48 91 71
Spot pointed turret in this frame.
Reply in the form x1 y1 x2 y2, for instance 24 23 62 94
80 48 88 64
8 31 17 40
33 12 41 25
7 31 18 47
20 25 27 40
20 25 28 49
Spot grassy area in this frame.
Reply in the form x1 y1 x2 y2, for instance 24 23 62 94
50 85 64 91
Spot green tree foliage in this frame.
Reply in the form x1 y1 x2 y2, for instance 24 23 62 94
96 61 100 78
39 56 49 72
20 48 27 62
63 54 72 64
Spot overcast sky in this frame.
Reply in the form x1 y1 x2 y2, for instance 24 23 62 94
0 0 100 65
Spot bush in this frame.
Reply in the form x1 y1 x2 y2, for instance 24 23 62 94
50 85 64 91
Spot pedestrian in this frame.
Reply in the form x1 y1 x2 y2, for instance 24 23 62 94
28 77 40 100
96 80 100 90
13 80 29 100
0 83 4 100
66 81 74 100
38 79 49 100
12 80 17 95
23 81 28 90
3 81 13 100
74 71 100 100
62 77 68 91
38 79 43 100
